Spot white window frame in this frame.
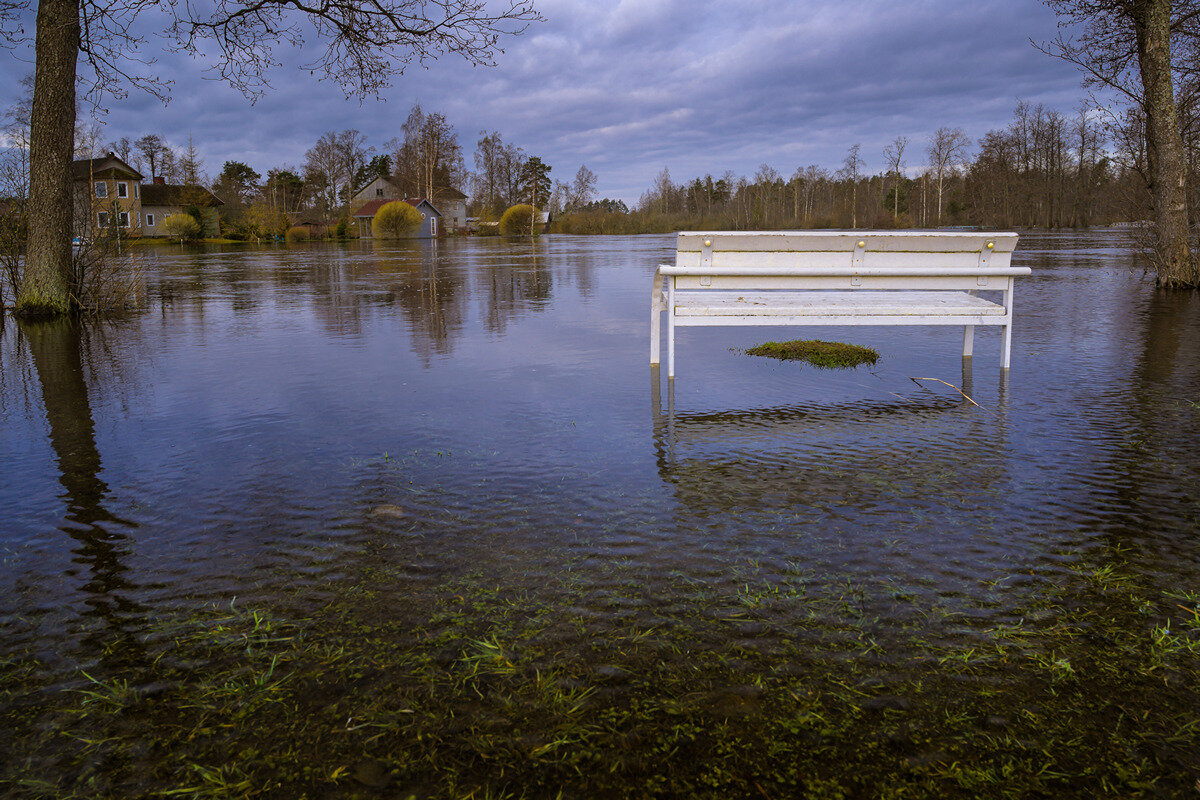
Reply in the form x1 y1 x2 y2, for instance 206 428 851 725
134 184 140 199
97 211 110 226
145 212 155 227
430 217 437 237
95 182 108 198
118 211 130 227
117 181 128 198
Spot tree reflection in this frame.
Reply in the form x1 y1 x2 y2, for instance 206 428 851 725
477 239 552 334
1104 288 1200 538
24 319 144 663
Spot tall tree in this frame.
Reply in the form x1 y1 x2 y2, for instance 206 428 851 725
7 0 539 317
927 128 970 225
1042 0 1200 287
519 156 552 208
212 161 261 207
883 136 909 219
262 168 305 213
839 144 864 228
472 130 506 214
134 133 169 179
388 104 463 203
305 129 371 215
571 164 597 210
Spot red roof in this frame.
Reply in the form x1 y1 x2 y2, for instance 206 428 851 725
352 198 439 218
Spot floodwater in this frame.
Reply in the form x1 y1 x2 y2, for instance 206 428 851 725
2 231 1198 798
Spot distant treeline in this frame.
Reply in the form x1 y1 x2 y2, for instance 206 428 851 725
553 99 1200 234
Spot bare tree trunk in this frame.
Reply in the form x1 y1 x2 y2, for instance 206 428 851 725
18 0 80 317
1136 0 1197 287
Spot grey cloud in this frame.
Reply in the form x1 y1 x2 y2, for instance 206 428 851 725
1 0 1090 202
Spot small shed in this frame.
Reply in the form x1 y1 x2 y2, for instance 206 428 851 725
288 212 330 238
353 198 442 239
140 180 223 238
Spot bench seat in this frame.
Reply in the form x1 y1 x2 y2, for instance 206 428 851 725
673 290 1007 320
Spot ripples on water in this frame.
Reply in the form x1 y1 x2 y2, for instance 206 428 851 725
2 231 1199 793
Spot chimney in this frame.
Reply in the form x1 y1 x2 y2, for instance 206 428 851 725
153 176 165 185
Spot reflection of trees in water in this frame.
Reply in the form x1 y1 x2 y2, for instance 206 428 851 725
561 241 597 299
23 319 145 667
142 238 604 357
0 325 42 419
373 240 469 365
307 247 369 338
1103 289 1200 539
477 240 553 335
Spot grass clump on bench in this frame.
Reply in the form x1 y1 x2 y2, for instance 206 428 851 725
745 339 879 369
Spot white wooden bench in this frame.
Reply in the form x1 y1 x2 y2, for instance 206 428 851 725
651 231 1027 377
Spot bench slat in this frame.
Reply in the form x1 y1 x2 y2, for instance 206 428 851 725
661 263 1031 274
674 290 1006 318
676 231 1019 253
674 252 1017 270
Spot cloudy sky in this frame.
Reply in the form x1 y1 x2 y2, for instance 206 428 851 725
2 0 1093 202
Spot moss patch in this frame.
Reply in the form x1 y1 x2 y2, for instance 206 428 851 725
745 339 879 368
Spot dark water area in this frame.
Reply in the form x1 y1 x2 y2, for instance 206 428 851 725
2 231 1198 798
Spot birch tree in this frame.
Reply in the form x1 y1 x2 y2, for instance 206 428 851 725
570 165 597 210
883 136 908 220
839 144 864 228
927 127 971 225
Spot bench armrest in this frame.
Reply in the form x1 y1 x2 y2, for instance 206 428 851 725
652 265 669 310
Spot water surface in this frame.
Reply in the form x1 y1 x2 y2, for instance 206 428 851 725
2 231 1198 798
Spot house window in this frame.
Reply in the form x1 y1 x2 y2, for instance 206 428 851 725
145 213 155 227
134 185 140 199
95 182 108 198
97 211 110 226
117 182 128 198
118 211 129 227
376 188 384 197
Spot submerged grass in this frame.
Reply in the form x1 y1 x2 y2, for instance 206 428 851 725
745 339 880 368
2 555 1199 799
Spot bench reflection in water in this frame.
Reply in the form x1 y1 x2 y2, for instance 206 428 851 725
650 363 1011 521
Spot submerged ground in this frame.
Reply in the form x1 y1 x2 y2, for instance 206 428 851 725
1 231 1198 798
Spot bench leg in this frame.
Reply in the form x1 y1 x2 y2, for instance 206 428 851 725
667 309 676 378
650 304 661 364
962 325 974 358
1001 324 1012 369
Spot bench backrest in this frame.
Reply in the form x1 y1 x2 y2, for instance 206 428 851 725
667 230 1022 291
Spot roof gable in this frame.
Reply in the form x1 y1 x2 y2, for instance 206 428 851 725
72 153 143 182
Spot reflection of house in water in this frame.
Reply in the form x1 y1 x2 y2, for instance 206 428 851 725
651 365 1009 522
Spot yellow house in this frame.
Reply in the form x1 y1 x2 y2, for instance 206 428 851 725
72 152 144 237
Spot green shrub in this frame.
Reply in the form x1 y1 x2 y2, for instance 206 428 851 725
285 226 310 243
335 217 350 239
371 202 423 239
745 339 879 369
160 213 201 243
499 204 535 236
